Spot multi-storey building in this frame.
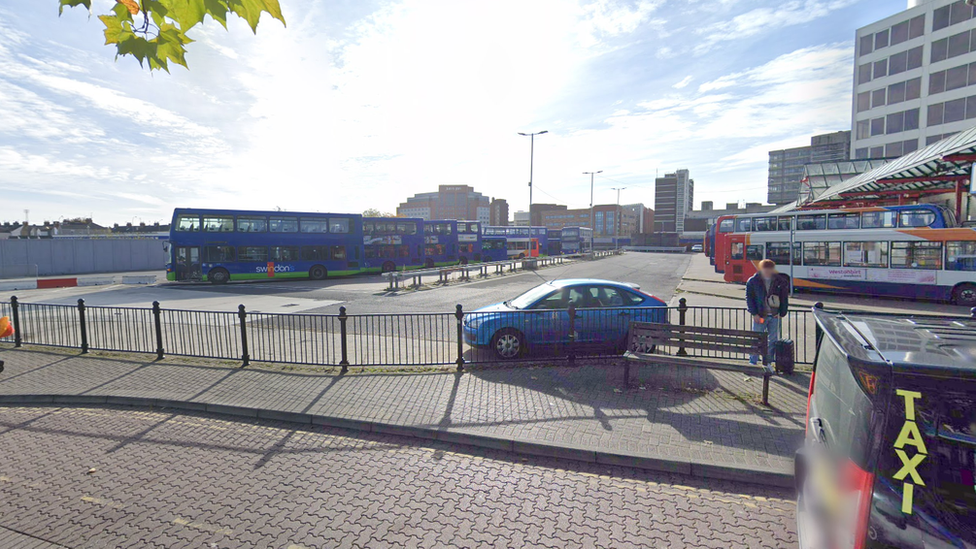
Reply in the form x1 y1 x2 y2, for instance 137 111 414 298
851 0 976 159
653 170 694 233
396 185 491 223
767 131 851 205
489 199 509 226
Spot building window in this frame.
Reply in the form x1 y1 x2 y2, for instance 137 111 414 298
870 117 885 136
909 15 924 39
904 138 919 154
934 3 951 31
875 29 889 50
870 146 885 158
886 111 904 134
945 97 966 123
873 58 888 79
889 50 908 75
907 45 923 70
886 141 903 157
859 34 873 56
856 91 871 113
872 88 886 108
948 30 971 58
906 108 919 130
887 81 906 104
932 37 949 63
855 147 869 159
890 20 909 46
950 0 975 26
858 64 872 85
929 102 945 125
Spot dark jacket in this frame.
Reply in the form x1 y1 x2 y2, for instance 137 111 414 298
746 272 789 317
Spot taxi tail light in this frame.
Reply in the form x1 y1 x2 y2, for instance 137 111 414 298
848 460 875 549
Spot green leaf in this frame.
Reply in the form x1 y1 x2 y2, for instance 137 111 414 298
98 14 126 45
203 0 229 29
58 0 91 16
155 22 193 69
116 33 157 68
226 0 285 33
161 0 208 30
111 1 135 21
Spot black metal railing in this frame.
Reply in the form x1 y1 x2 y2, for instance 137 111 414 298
0 295 817 369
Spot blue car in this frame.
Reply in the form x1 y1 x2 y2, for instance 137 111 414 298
463 279 668 360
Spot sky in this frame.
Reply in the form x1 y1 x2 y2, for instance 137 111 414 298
0 0 906 226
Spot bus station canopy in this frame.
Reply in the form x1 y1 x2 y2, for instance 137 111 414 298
776 124 976 213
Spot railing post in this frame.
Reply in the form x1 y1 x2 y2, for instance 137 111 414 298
152 301 164 360
10 296 22 348
455 304 464 371
77 298 89 354
567 304 576 365
238 304 250 367
676 297 688 356
338 306 349 374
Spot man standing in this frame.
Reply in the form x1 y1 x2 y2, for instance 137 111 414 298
746 259 789 365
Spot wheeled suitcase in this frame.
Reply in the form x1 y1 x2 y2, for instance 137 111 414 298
773 339 794 375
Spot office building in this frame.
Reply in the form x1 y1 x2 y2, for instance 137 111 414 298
512 210 530 226
767 131 851 205
396 185 491 222
653 169 694 233
489 199 509 226
851 0 976 160
536 204 649 236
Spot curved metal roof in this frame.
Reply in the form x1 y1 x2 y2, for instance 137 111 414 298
808 125 976 205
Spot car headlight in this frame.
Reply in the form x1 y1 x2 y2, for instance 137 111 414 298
465 317 482 329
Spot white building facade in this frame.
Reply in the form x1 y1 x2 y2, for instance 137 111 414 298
852 0 976 159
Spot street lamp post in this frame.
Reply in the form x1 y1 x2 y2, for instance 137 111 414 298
518 130 548 224
583 171 601 253
611 187 626 250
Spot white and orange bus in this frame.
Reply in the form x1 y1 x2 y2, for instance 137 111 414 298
721 204 976 305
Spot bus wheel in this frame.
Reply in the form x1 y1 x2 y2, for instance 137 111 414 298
459 257 468 266
425 258 435 268
952 283 976 306
309 265 328 280
208 268 230 285
381 261 396 273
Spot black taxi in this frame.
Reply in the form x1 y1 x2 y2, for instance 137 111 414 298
796 307 975 549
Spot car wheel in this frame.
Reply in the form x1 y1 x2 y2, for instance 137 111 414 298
381 261 396 273
425 258 435 268
309 265 328 280
952 283 976 306
491 328 524 360
459 256 468 266
208 268 229 285
517 253 525 259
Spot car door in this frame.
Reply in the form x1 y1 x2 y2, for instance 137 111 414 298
526 288 571 351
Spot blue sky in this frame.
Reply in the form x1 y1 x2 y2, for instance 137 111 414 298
0 0 903 225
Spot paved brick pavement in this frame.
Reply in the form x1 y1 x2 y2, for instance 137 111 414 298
0 347 807 484
0 406 797 548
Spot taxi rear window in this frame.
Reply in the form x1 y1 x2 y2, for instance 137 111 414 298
877 385 975 546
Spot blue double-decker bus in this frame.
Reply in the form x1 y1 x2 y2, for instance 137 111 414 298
363 217 424 273
456 221 482 265
546 229 562 256
561 227 593 254
481 235 508 262
530 227 548 256
167 208 363 283
423 220 458 268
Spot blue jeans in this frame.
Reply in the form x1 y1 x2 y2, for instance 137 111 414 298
750 315 780 364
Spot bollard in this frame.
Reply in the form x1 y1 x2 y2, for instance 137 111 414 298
10 296 22 348
567 304 576 365
152 301 164 360
77 298 89 354
455 304 464 371
676 297 688 356
238 304 250 367
338 306 349 374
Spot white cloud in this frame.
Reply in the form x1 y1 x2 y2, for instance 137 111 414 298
693 0 857 55
672 75 693 89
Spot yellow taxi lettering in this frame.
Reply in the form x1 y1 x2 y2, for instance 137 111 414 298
893 389 926 515
893 420 928 454
893 449 926 485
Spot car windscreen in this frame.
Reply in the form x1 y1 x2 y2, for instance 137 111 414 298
509 284 557 309
871 377 975 548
